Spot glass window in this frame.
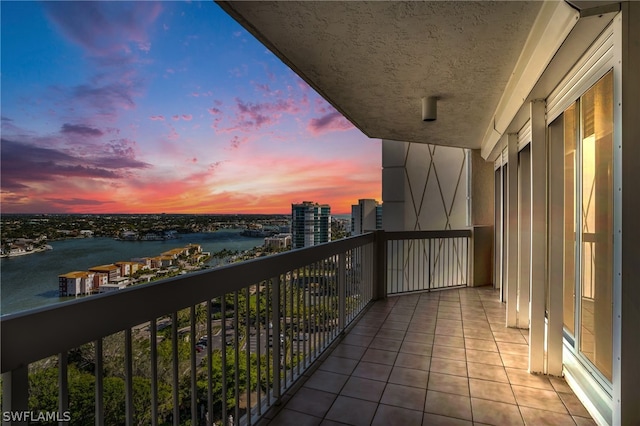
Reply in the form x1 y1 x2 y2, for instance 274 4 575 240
579 70 613 381
563 102 577 335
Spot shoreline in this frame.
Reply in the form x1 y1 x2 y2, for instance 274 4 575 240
0 245 52 259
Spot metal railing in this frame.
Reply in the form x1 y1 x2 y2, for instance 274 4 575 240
1 229 470 425
384 230 471 295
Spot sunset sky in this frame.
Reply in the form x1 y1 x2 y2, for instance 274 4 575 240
1 1 381 215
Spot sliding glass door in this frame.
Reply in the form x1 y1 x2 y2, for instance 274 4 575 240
553 70 614 383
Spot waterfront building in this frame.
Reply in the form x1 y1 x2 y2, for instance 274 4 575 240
131 257 153 269
98 282 128 293
291 201 331 249
59 271 95 296
264 233 291 250
88 264 120 282
115 261 139 277
350 199 382 235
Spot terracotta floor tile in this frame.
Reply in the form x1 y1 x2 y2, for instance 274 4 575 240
465 349 503 366
467 362 508 383
511 385 568 414
381 320 410 331
430 358 468 377
435 326 464 337
271 408 322 426
341 333 374 347
319 356 359 375
340 376 386 402
505 368 553 390
422 413 472 425
388 366 429 389
424 390 472 421
500 353 529 370
325 395 378 426
394 352 431 371
432 345 467 361
369 336 402 352
372 404 423 426
427 372 469 397
558 391 591 418
496 341 529 356
462 328 495 341
351 361 393 382
572 415 598 426
380 383 427 411
549 376 573 393
349 325 380 337
404 331 435 344
493 331 528 344
434 334 465 348
330 343 366 360
519 406 576 426
362 348 398 365
374 328 406 341
304 370 349 394
464 338 498 352
469 378 516 404
386 313 412 323
471 398 524 425
400 341 433 356
285 387 337 418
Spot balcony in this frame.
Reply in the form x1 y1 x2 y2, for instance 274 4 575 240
1 230 593 425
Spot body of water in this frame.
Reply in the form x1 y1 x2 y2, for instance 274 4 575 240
0 230 264 315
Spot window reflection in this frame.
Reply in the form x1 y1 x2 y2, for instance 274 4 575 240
579 71 613 381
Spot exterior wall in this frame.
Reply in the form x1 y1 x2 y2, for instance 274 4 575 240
382 140 469 231
382 140 472 290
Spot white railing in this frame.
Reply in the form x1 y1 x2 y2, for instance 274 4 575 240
1 229 471 425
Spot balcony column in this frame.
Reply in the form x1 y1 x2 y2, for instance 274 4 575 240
619 4 640 424
547 110 565 377
506 132 519 327
529 99 547 374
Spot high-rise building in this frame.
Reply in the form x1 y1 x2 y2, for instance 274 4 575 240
291 201 331 249
351 199 382 235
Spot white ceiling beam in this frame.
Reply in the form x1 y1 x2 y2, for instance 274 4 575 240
481 1 579 160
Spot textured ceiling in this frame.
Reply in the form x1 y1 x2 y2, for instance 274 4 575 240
219 1 544 149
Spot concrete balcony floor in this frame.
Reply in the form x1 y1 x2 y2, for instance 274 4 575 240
260 287 596 426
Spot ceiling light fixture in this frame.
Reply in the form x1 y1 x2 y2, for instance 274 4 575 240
422 96 437 122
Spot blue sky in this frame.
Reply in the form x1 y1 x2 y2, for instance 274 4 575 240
1 1 381 214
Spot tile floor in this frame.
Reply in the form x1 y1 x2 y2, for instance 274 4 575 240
260 286 596 426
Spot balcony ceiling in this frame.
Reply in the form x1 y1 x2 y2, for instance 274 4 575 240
217 1 545 149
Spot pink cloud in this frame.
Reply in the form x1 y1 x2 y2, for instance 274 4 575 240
223 97 300 132
307 111 354 135
182 114 192 121
149 115 165 121
168 126 179 141
43 2 162 58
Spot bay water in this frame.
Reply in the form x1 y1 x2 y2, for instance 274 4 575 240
0 230 264 315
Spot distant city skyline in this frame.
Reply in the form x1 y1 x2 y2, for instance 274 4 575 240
0 1 380 215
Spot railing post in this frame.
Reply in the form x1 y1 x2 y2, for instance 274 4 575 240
270 276 281 404
95 339 104 426
59 351 69 426
374 230 387 300
2 367 29 426
338 253 346 333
